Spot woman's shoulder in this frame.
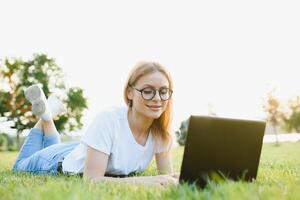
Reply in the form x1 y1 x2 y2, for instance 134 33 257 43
94 106 127 122
82 106 128 140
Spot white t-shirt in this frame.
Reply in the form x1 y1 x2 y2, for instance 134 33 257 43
62 106 171 175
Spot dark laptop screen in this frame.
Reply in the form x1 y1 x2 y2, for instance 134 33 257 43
179 116 266 187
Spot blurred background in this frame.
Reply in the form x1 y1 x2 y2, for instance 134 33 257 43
1 0 300 150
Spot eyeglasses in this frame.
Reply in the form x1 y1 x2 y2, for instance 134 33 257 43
130 85 173 101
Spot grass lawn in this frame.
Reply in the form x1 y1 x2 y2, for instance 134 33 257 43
1 142 300 200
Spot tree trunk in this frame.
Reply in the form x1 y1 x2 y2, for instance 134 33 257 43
16 131 20 150
273 124 279 146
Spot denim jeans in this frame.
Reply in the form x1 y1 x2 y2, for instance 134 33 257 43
12 128 79 175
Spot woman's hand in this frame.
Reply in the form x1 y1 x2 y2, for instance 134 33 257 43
171 172 180 179
126 175 178 187
151 174 179 186
86 173 179 187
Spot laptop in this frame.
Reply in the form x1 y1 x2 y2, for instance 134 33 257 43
179 115 266 187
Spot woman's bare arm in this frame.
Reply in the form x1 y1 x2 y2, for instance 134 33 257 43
155 150 173 175
83 145 108 180
83 146 177 186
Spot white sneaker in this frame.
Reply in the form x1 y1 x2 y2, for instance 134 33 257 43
48 94 67 118
25 84 52 121
25 84 66 121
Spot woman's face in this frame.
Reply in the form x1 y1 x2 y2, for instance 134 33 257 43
128 71 171 119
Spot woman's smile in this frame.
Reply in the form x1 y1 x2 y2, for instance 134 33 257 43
146 104 162 111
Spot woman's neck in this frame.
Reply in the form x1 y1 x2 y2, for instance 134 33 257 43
127 108 153 137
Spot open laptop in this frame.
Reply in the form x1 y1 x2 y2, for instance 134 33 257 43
179 115 266 187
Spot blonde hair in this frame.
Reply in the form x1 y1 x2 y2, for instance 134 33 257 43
123 61 173 144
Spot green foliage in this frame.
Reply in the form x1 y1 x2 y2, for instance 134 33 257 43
263 92 283 126
0 134 8 151
55 88 88 132
262 90 300 133
282 96 300 132
0 54 88 145
1 143 300 199
7 141 18 151
0 134 18 151
175 119 189 146
262 91 284 144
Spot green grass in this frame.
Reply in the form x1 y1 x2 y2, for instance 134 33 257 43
1 142 300 200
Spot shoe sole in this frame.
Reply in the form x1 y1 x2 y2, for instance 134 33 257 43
25 85 46 116
25 85 43 103
32 101 46 116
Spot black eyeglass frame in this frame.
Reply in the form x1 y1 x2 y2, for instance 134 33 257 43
129 85 173 101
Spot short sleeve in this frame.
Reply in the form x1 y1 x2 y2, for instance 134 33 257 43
154 136 173 154
81 110 115 155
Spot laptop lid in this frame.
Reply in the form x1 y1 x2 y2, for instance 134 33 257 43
179 115 266 187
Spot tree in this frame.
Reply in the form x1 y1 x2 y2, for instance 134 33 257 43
175 118 189 146
0 54 88 148
262 91 283 145
175 104 217 146
282 96 300 133
0 134 8 151
207 103 217 116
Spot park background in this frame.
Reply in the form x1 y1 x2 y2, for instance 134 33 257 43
1 0 300 137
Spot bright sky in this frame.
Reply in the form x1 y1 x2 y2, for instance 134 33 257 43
1 0 300 133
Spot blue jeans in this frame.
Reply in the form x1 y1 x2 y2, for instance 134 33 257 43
12 128 79 175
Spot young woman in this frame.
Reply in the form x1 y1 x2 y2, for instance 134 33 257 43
12 61 178 186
